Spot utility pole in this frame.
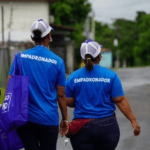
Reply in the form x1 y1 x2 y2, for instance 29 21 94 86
111 18 120 68
1 6 4 46
92 11 95 41
8 3 13 45
114 38 120 68
85 15 90 38
85 11 95 40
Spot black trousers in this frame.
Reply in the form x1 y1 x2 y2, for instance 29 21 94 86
70 114 120 150
16 122 59 150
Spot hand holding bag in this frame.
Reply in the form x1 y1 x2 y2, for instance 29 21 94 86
0 52 29 132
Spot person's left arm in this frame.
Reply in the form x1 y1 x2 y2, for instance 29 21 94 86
113 95 140 136
111 73 140 136
4 55 16 100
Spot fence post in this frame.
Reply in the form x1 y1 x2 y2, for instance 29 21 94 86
0 47 10 88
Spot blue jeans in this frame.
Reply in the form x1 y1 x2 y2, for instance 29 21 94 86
70 114 120 150
16 122 59 150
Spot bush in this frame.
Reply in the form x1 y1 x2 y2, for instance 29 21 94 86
0 87 5 104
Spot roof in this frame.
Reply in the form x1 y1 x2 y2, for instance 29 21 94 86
0 0 58 3
50 23 77 32
101 48 112 52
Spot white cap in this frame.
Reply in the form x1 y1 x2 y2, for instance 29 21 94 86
31 19 54 38
80 39 101 60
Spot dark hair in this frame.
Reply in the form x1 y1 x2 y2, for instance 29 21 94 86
85 54 94 71
32 29 47 43
84 54 101 71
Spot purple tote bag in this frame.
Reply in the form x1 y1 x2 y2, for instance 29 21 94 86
0 52 29 133
0 128 24 150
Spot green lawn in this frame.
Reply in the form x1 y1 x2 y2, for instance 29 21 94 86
0 87 5 104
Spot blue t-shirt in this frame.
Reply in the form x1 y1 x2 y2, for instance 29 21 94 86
65 65 124 119
9 45 66 125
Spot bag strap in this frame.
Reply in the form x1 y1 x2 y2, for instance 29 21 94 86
19 52 22 75
13 52 22 76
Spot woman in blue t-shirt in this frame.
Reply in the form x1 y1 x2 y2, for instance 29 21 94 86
7 19 69 150
65 39 140 150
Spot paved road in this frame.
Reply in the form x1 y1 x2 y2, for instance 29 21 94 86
57 67 150 150
115 67 150 150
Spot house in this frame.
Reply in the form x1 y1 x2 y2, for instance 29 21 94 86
0 0 58 42
50 23 77 73
100 48 113 68
0 0 76 74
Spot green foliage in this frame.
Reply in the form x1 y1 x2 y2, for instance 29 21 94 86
95 22 115 49
0 88 5 104
50 0 91 26
113 12 150 67
134 31 150 66
51 1 150 68
95 22 116 65
113 19 138 66
136 11 146 25
134 13 150 66
50 2 72 25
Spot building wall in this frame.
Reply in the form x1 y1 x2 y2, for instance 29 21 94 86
0 1 49 42
100 52 113 68
66 41 74 73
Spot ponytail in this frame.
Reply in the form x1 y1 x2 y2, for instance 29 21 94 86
85 55 94 71
32 29 48 43
33 30 42 41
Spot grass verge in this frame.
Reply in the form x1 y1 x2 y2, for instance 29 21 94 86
0 87 5 104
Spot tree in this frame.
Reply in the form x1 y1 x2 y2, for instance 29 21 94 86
95 22 115 49
112 11 150 67
95 22 116 66
50 0 91 26
133 12 150 66
113 19 138 66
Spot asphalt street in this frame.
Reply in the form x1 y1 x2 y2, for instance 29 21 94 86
57 67 150 150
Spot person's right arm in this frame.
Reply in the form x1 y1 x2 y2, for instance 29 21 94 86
56 61 69 136
113 95 140 136
66 97 75 107
57 85 69 137
4 75 12 96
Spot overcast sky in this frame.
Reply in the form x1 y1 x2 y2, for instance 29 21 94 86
88 0 150 24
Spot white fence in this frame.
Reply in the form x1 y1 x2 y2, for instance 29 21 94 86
0 47 10 88
0 46 23 88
